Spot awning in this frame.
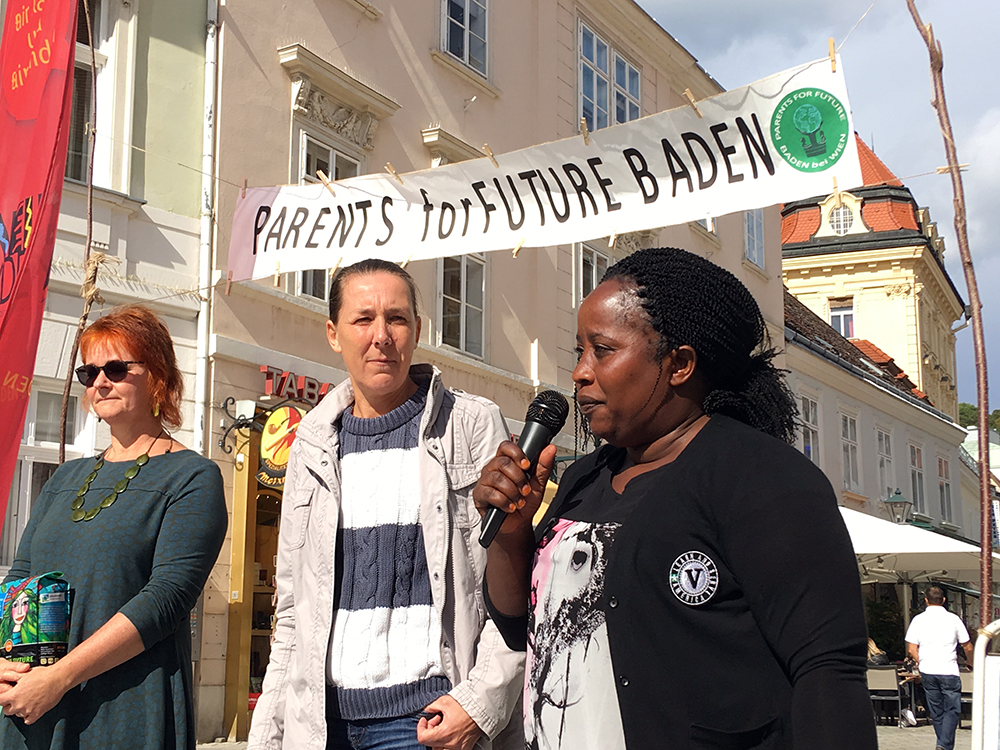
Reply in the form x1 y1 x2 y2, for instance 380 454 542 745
839 506 1000 583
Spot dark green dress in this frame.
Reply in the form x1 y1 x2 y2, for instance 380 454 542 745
0 450 227 750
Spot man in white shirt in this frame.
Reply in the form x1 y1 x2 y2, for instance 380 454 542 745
905 586 973 750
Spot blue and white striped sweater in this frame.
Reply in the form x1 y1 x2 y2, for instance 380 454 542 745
327 381 450 720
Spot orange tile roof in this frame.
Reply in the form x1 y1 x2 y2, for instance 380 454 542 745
856 136 902 187
860 200 919 232
851 339 893 365
781 207 821 244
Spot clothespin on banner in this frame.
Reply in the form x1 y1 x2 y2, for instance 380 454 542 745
225 270 233 296
608 232 618 250
828 38 837 72
317 170 336 197
400 253 413 269
936 163 969 175
682 89 702 119
482 144 499 168
512 238 526 258
273 261 281 287
832 177 842 209
580 117 590 146
241 177 247 199
385 163 403 184
328 257 343 279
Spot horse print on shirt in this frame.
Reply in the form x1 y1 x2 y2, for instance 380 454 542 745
525 519 626 750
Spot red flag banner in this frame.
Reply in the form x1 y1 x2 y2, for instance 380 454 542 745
0 0 77 526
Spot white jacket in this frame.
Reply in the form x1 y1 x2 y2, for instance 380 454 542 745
248 364 524 750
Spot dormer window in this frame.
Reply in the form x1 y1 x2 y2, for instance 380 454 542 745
814 191 868 239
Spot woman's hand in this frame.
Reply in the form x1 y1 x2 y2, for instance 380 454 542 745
416 694 481 750
0 659 30 699
0 664 71 725
473 441 557 541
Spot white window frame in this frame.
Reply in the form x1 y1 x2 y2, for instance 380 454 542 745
876 428 893 501
744 209 765 269
441 0 488 78
840 411 860 493
830 299 855 339
938 456 953 523
3 388 90 574
294 130 361 303
437 253 486 358
579 20 641 133
829 204 855 236
577 243 610 306
910 444 926 515
696 217 716 234
799 393 820 466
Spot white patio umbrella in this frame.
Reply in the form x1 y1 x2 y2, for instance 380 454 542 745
839 506 1000 584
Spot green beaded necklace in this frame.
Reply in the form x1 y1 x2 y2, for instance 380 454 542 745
71 431 166 522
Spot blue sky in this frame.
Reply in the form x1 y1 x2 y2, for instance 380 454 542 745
637 0 999 410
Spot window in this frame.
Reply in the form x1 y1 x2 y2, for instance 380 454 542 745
877 429 893 500
581 245 609 301
65 0 100 181
580 21 640 133
4 390 86 572
443 0 487 76
297 135 359 302
830 205 854 236
744 209 764 268
841 413 859 492
830 300 854 338
800 395 820 465
938 457 952 523
440 254 485 357
910 444 926 515
696 217 716 234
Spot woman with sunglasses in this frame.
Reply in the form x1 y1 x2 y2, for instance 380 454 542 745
0 305 227 750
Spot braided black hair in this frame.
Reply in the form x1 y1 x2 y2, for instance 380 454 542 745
603 246 798 443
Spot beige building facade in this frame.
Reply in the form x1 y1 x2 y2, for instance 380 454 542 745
203 0 786 741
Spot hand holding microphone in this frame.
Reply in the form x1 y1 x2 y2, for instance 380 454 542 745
477 391 569 548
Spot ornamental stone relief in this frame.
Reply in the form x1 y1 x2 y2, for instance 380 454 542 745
616 228 661 255
291 73 379 151
885 283 913 298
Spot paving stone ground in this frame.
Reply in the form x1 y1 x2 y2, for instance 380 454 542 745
876 723 972 750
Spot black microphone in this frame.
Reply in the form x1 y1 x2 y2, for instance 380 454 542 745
479 390 569 548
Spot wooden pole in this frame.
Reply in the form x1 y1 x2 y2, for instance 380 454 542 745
58 0 99 463
905 0 993 627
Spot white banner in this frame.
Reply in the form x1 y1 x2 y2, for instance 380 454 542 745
228 56 862 281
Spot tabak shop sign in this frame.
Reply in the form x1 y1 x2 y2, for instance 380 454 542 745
255 365 336 487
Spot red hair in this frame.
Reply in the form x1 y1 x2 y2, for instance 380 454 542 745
79 305 183 428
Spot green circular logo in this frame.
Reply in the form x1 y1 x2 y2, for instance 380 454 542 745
770 88 850 172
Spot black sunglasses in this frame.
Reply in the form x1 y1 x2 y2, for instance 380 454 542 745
75 360 144 387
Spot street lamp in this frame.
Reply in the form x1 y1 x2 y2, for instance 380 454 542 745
882 488 913 524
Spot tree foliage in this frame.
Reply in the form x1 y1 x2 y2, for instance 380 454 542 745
957 403 1000 432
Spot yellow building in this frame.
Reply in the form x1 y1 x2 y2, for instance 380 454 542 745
781 139 966 421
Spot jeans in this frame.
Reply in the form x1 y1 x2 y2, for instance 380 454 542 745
326 715 427 750
921 673 962 750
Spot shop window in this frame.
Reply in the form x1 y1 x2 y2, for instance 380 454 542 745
744 209 764 268
442 0 488 76
580 21 640 133
910 444 926 515
297 134 360 303
800 395 820 466
877 428 893 500
841 413 860 492
439 254 485 358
